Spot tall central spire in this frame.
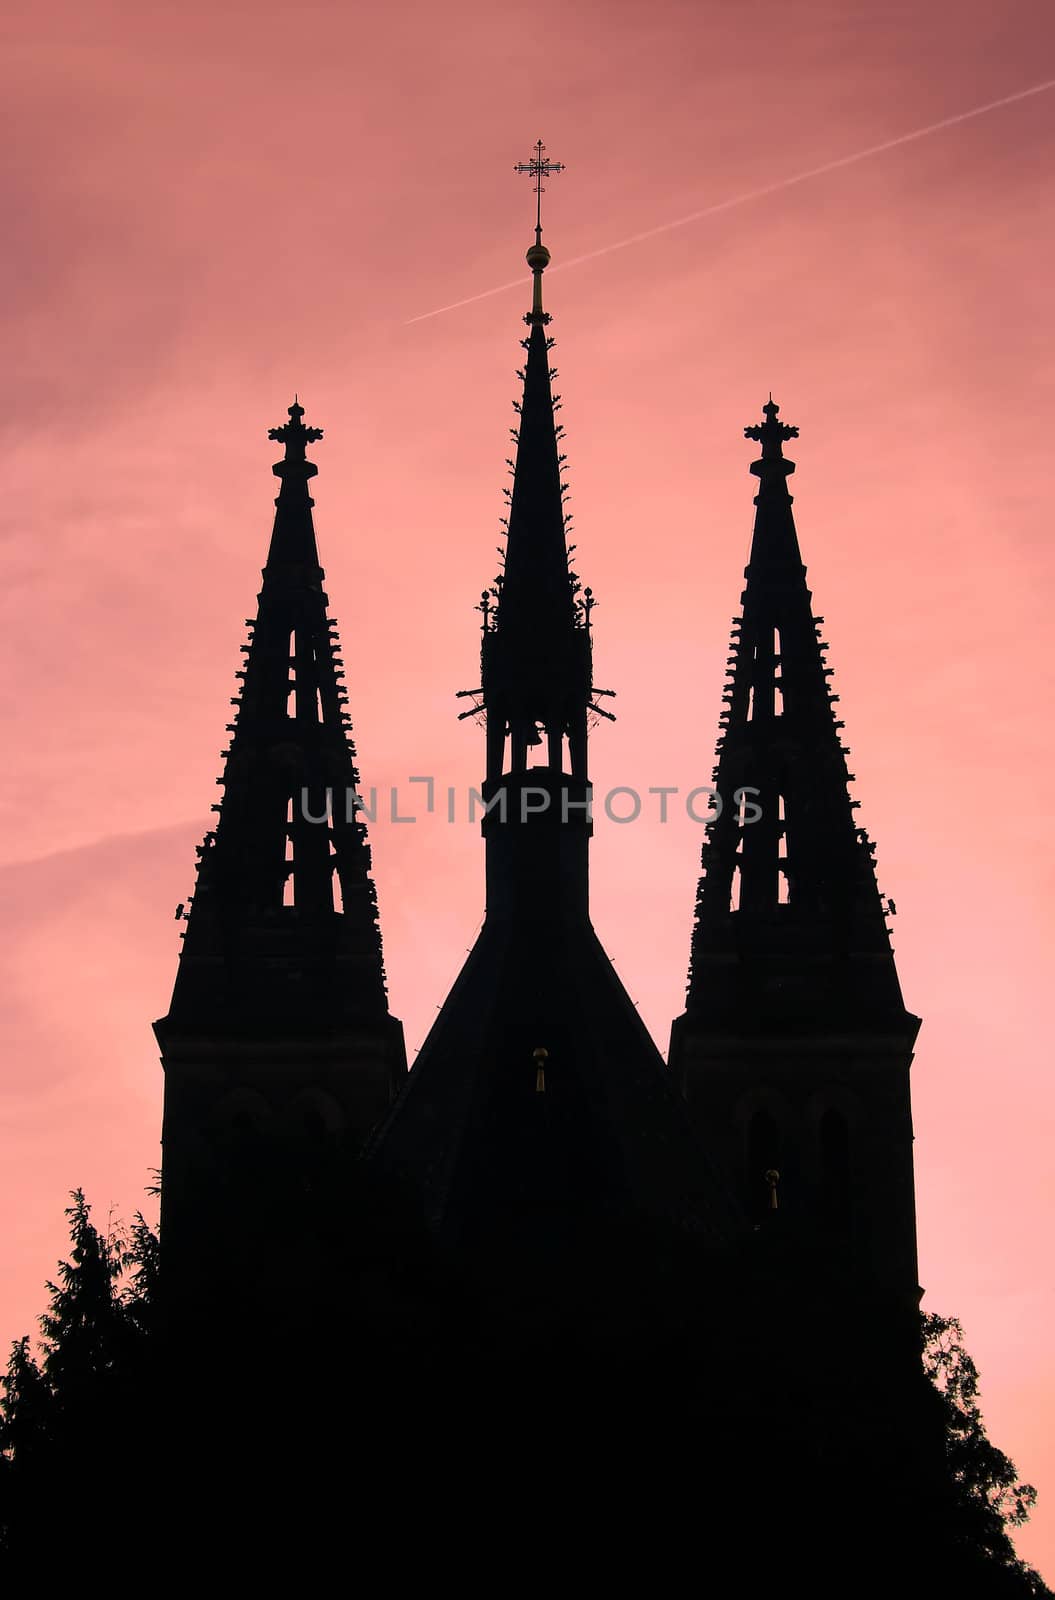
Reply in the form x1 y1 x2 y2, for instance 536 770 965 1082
481 140 594 784
366 155 736 1254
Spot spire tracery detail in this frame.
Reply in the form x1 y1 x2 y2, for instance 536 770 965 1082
685 400 905 1026
162 400 393 1030
456 150 612 784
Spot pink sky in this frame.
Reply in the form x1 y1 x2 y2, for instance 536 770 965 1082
2 0 1053 1570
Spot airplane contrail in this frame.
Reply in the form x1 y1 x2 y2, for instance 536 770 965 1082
405 77 1055 326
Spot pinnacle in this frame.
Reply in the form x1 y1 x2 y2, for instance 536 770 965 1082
159 407 395 1035
685 401 907 1028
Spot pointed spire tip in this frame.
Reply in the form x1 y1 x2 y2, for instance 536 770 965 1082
516 138 564 325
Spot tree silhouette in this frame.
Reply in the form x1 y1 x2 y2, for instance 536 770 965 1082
0 1190 159 1563
922 1311 1050 1595
1 1189 1052 1593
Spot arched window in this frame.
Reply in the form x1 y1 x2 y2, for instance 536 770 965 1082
777 793 790 905
747 1108 780 1220
289 1090 345 1147
819 1108 851 1225
212 1089 273 1151
285 629 297 719
773 626 784 716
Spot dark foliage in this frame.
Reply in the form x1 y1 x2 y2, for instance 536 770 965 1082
922 1311 1050 1595
0 1190 159 1563
0 1191 1051 1594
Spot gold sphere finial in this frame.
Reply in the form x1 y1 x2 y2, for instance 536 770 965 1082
515 141 563 325
526 242 551 324
526 241 550 274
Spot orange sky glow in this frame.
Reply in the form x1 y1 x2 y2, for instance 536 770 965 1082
1 0 1052 1571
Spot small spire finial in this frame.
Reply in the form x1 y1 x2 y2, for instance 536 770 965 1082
745 398 799 481
515 138 565 324
268 399 323 479
269 400 322 453
746 396 797 443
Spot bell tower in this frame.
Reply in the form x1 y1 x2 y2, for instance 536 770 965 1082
669 400 922 1336
155 401 406 1332
366 146 736 1259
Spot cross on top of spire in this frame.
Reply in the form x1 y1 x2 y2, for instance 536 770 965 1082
268 398 323 461
515 141 565 325
515 139 565 241
745 397 800 486
745 398 798 454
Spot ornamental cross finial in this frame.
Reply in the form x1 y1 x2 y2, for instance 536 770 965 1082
745 397 799 486
746 398 797 451
515 139 565 240
516 141 564 324
268 399 324 463
745 398 799 460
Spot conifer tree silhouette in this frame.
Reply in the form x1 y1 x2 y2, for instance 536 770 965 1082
0 1190 159 1565
1 1190 1052 1594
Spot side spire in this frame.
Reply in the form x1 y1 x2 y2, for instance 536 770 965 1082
155 400 406 1338
157 400 403 1041
683 399 905 1023
669 400 922 1329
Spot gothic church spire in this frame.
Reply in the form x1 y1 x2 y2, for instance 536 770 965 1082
481 140 595 783
366 155 738 1255
155 400 406 1345
158 401 397 1033
670 400 921 1326
685 399 910 1028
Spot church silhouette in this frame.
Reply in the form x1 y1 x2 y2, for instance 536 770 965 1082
150 159 970 1585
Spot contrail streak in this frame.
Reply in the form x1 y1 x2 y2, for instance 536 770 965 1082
405 77 1055 326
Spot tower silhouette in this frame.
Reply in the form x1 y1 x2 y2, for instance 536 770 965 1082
663 397 937 1560
669 398 922 1340
150 161 949 1584
154 401 406 1335
364 180 737 1269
